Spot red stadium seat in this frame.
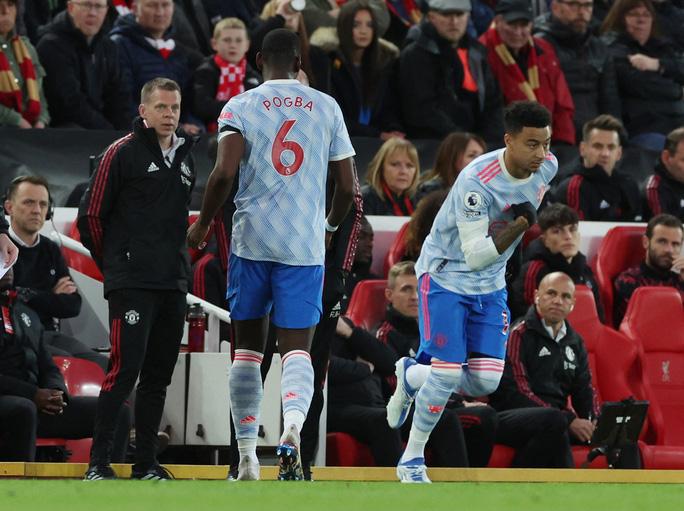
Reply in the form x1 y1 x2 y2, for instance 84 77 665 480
63 220 103 281
37 357 107 463
593 225 645 327
345 280 388 331
326 432 375 467
383 222 410 277
620 287 684 447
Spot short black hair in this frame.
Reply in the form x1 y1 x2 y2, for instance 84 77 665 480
261 28 301 67
646 213 683 239
538 203 579 231
503 101 551 135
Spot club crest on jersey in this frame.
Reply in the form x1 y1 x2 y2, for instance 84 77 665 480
124 310 140 325
464 191 484 211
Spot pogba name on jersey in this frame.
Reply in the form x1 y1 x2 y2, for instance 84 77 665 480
262 96 314 112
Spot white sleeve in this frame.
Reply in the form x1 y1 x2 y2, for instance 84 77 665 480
457 218 499 271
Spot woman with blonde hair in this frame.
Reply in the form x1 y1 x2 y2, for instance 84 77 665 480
415 132 485 204
362 137 419 216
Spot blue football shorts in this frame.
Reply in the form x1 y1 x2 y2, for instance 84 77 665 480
416 274 510 364
227 253 324 329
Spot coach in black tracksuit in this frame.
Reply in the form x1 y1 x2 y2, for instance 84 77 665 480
77 78 195 480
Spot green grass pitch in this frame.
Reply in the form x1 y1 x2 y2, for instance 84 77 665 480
1 480 684 511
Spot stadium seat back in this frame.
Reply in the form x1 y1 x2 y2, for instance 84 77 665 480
346 280 388 330
594 226 645 326
620 287 684 445
383 222 410 277
52 356 106 397
63 220 103 281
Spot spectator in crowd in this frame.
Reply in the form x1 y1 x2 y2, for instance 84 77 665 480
4 175 109 372
36 0 132 129
311 0 404 138
403 189 448 261
554 114 642 221
415 131 485 203
490 272 644 468
398 0 504 144
479 0 576 145
329 261 498 467
362 137 419 216
0 266 132 463
651 0 684 52
534 0 622 139
601 0 684 151
0 0 49 128
192 17 260 132
110 0 203 133
644 127 684 221
301 0 390 38
251 0 326 89
509 203 604 321
613 213 684 326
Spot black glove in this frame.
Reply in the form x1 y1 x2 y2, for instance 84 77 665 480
511 201 537 226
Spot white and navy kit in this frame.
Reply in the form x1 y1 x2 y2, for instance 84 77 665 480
415 149 558 363
217 79 356 328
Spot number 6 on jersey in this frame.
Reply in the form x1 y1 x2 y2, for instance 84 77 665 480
272 119 304 176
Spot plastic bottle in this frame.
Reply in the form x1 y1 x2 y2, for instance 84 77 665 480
187 303 207 352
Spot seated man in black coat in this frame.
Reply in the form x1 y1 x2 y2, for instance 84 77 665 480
0 267 130 462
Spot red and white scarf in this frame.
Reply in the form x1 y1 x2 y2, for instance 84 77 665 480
214 55 246 101
0 36 41 125
145 37 176 59
112 0 133 16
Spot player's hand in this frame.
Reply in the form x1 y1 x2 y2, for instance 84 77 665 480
187 220 211 250
53 276 77 295
511 201 537 227
569 418 595 443
0 233 19 267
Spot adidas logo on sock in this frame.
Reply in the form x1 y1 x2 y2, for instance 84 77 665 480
147 162 160 173
240 415 257 425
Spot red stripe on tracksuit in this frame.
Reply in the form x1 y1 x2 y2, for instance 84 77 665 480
523 260 545 308
646 175 662 216
566 175 584 220
342 167 363 272
507 323 548 407
86 134 133 255
102 319 121 391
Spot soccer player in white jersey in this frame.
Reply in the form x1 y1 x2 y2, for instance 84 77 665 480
187 29 356 481
386 101 557 483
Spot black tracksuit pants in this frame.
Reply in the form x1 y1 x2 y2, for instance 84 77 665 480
90 289 185 469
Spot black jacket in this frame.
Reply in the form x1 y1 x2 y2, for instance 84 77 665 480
328 319 398 408
109 14 204 120
191 55 261 127
509 238 603 322
604 32 684 136
77 118 196 296
489 306 599 424
554 162 642 221
533 13 621 138
0 294 68 402
11 234 81 331
0 212 7 234
644 160 684 221
36 11 132 129
361 184 415 216
398 21 503 144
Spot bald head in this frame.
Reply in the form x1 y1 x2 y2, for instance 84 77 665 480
534 272 576 325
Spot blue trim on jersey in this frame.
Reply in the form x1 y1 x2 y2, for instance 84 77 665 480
227 253 323 328
417 274 509 363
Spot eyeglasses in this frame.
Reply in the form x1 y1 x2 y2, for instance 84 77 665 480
558 0 593 10
71 1 108 12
